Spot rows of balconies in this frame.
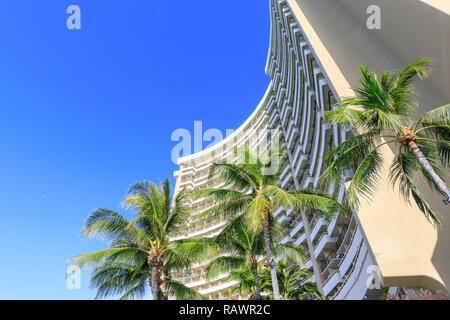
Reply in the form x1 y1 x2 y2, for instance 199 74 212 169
267 0 370 299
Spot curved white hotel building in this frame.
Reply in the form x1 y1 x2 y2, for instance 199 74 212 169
172 0 450 300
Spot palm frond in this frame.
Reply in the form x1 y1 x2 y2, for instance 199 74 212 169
324 105 364 128
164 189 192 238
205 256 246 280
70 246 147 270
408 176 440 226
229 265 257 296
208 161 258 191
396 58 433 89
81 209 142 243
244 193 270 231
164 279 206 300
287 188 349 219
123 181 165 239
162 177 172 220
420 104 450 125
390 145 441 225
419 107 450 166
169 237 218 269
195 196 251 221
214 215 250 252
292 282 323 300
320 130 383 185
119 282 148 300
89 261 149 300
189 188 249 203
258 260 321 300
346 147 384 209
272 243 305 265
361 108 405 131
390 144 420 200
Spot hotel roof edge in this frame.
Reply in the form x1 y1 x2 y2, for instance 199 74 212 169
176 82 273 165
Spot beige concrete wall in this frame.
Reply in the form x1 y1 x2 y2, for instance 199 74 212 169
289 0 449 291
336 0 449 104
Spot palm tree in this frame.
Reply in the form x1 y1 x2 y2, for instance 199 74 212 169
69 179 209 300
203 215 303 300
259 259 323 300
321 58 449 225
191 149 347 300
228 264 263 300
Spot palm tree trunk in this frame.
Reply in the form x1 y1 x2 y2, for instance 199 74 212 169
263 212 281 300
151 266 160 300
408 141 450 204
252 264 261 300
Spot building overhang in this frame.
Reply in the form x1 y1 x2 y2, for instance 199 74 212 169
287 0 449 291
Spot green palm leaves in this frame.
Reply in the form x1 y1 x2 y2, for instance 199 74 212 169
69 179 206 300
322 58 449 225
259 260 323 300
199 215 303 300
192 151 347 232
190 149 345 299
325 58 432 130
204 216 267 300
228 259 322 300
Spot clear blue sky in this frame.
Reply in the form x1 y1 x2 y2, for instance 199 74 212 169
0 1 270 299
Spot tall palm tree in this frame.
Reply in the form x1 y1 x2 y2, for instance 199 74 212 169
191 149 347 300
321 58 449 225
203 215 303 300
259 259 323 300
69 179 209 300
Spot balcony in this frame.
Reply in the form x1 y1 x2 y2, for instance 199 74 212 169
294 155 310 178
310 217 328 242
308 114 322 175
281 171 293 188
276 86 287 108
269 110 280 128
273 207 284 218
291 144 303 167
278 213 292 226
281 105 293 125
327 188 347 236
327 212 340 237
293 233 307 246
198 280 239 295
304 259 313 270
323 271 343 297
280 235 290 244
287 127 300 152
320 252 343 277
289 218 304 237
314 233 338 258
280 164 291 181
339 227 363 276
302 175 314 189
